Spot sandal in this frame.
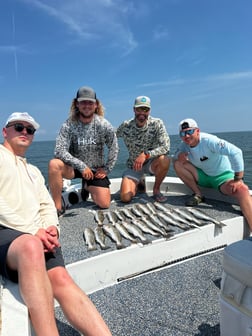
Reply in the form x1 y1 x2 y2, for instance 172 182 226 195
153 193 167 203
185 194 205 206
57 197 66 217
57 208 65 218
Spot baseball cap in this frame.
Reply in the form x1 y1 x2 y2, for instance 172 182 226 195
5 112 40 130
179 118 198 131
134 96 151 108
76 86 96 102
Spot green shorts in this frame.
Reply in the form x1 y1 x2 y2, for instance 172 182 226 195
197 169 234 190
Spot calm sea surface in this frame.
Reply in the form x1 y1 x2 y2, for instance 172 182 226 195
27 131 252 188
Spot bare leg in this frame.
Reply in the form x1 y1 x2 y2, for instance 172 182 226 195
7 235 59 336
48 267 112 336
48 159 74 210
173 160 202 196
220 180 252 231
120 176 138 203
88 185 111 208
151 155 170 195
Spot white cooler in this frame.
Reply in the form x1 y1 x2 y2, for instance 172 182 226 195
220 239 252 336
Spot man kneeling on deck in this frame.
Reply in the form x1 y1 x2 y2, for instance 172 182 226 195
173 118 252 231
0 112 112 336
116 95 170 203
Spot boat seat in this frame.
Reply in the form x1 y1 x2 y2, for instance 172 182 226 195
221 239 252 312
0 276 33 335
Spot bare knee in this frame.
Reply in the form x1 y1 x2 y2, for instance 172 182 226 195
173 159 182 171
48 267 74 298
48 158 63 173
89 187 111 208
160 155 170 167
235 183 250 199
120 192 134 203
8 235 44 269
96 199 110 209
152 155 170 173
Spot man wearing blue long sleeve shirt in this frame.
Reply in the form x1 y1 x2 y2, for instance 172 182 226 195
174 118 252 231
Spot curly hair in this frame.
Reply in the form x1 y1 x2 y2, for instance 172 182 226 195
69 98 105 121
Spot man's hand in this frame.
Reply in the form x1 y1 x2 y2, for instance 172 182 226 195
94 168 107 179
82 167 94 180
133 153 146 171
35 226 60 253
177 152 189 163
231 179 244 194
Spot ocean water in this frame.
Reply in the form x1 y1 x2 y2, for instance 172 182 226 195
26 131 252 188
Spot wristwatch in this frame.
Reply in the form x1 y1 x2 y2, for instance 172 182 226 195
234 175 243 181
144 151 151 160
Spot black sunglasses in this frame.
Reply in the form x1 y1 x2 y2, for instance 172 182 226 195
6 123 36 135
135 107 150 112
179 128 196 137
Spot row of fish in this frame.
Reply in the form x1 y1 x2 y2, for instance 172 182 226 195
83 202 225 251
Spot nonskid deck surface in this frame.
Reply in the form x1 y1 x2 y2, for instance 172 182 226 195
59 190 241 265
55 250 223 336
55 190 241 336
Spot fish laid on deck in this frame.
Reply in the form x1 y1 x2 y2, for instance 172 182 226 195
90 209 105 226
120 207 135 220
131 218 160 237
130 205 143 217
83 227 97 251
114 222 138 244
157 212 190 230
136 203 152 216
103 224 125 249
113 209 124 221
104 210 116 224
94 226 110 250
122 222 151 245
187 207 225 227
148 214 174 232
140 216 170 237
172 207 202 225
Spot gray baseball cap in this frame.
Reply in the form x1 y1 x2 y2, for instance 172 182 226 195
76 86 96 102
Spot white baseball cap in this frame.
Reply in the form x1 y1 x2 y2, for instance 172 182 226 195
5 112 40 130
134 96 151 108
179 118 198 132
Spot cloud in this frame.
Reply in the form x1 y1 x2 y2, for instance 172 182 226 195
206 71 252 81
153 25 170 41
19 0 138 55
138 70 252 89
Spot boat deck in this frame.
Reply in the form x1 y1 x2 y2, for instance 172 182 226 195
54 178 246 336
1 177 249 335
56 250 223 336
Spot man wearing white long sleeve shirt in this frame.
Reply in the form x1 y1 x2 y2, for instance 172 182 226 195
0 112 112 336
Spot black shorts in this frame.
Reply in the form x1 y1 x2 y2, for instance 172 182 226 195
0 225 65 283
74 169 111 188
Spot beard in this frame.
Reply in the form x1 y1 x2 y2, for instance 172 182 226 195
135 114 148 125
79 111 94 119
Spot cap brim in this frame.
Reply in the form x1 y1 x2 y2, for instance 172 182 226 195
134 104 151 108
77 98 96 103
6 118 40 130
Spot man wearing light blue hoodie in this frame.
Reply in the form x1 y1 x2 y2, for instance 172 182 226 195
174 118 252 231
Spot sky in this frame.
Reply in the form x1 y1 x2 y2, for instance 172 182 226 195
0 0 252 141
